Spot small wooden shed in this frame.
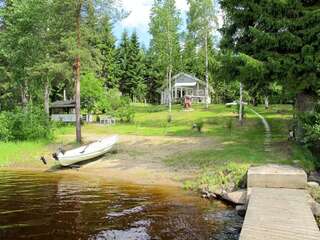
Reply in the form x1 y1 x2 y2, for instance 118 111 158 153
50 100 76 122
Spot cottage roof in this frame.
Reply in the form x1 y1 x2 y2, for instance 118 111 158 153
159 73 203 90
50 100 76 108
172 73 200 87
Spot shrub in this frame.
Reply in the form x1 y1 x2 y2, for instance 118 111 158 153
193 120 204 132
299 106 320 153
116 105 135 122
113 96 134 122
0 105 52 141
0 112 12 141
167 114 173 123
99 90 135 122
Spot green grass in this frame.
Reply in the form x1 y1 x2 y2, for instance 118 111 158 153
0 141 49 167
54 104 318 174
0 103 317 193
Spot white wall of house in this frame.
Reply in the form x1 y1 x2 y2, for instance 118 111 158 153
161 73 211 105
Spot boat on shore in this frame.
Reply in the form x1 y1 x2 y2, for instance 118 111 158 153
53 135 118 166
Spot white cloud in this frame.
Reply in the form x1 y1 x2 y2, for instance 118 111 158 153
120 0 153 28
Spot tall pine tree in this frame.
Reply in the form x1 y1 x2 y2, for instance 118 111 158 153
117 31 146 101
220 0 320 140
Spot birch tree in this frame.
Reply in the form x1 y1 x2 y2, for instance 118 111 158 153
149 0 181 113
187 0 218 109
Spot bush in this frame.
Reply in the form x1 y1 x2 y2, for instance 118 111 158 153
116 105 135 122
299 107 320 153
193 120 204 132
99 89 135 122
0 112 13 141
0 106 52 141
113 96 134 122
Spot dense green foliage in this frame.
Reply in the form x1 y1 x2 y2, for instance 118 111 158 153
299 105 320 152
104 89 135 122
81 72 106 113
0 106 52 141
220 0 320 96
117 31 147 101
219 0 320 150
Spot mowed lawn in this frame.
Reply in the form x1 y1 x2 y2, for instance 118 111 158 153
57 103 316 170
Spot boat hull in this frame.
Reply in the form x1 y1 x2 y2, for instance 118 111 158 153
57 135 118 166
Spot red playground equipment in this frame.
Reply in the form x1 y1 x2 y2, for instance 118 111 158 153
184 96 192 109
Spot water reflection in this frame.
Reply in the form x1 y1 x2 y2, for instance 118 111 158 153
0 171 242 240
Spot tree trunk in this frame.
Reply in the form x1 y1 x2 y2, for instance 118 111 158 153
168 65 172 113
20 84 28 107
239 82 243 124
264 96 269 109
252 97 258 106
44 78 50 115
75 1 82 144
295 91 317 142
205 32 209 109
63 89 67 101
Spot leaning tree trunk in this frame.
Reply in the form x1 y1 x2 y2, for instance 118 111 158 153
74 1 82 144
44 78 50 115
295 91 317 142
264 96 269 109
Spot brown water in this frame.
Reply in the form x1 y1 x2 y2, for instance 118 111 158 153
0 171 242 240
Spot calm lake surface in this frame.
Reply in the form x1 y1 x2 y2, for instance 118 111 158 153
0 171 242 240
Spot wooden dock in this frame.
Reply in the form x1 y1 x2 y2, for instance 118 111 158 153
240 165 320 240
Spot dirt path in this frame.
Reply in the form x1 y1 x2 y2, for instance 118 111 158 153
70 135 219 186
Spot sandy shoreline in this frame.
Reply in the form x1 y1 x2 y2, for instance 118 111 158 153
0 135 219 187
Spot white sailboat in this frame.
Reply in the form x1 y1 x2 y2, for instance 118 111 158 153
54 135 118 166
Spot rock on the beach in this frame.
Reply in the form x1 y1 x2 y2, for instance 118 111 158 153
309 172 320 184
310 201 320 217
308 181 319 188
307 194 320 217
236 205 247 217
221 189 247 205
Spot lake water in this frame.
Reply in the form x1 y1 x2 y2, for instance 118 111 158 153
0 171 242 240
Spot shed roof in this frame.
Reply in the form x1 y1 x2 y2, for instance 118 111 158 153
50 100 76 108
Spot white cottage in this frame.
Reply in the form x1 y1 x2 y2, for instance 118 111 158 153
161 73 211 104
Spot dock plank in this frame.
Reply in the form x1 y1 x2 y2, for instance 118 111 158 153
240 188 320 240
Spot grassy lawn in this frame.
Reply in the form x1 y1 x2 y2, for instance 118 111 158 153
0 103 317 192
0 141 50 167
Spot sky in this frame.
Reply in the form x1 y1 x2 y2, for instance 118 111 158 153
113 0 190 48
